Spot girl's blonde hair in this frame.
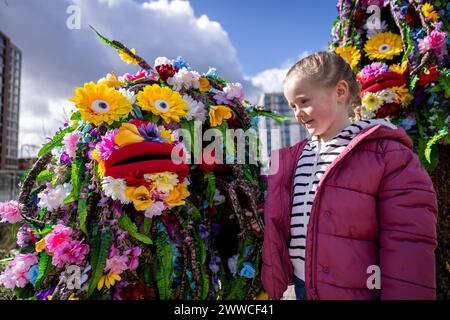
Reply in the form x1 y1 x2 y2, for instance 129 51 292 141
284 51 361 116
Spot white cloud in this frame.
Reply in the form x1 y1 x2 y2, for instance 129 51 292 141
0 0 260 157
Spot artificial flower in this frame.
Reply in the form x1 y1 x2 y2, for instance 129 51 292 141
101 176 131 204
97 271 121 290
165 183 190 207
119 48 139 65
183 94 207 123
392 85 413 107
154 56 171 67
43 224 73 252
378 88 396 104
199 77 211 92
135 121 166 143
155 64 178 82
0 254 38 289
421 3 439 21
37 184 73 212
63 131 81 159
209 255 221 273
239 262 256 278
118 88 137 105
364 31 403 60
27 264 39 285
35 238 46 253
362 92 384 112
144 171 179 193
97 72 123 88
69 82 132 126
366 20 388 38
126 247 142 271
160 127 174 144
122 69 147 82
51 240 90 268
125 186 153 211
172 56 191 71
96 129 118 161
136 84 188 123
417 65 439 86
143 201 166 218
17 224 38 247
166 68 200 91
359 62 389 79
209 105 233 127
91 147 106 178
335 45 361 69
0 200 22 224
105 254 129 275
418 30 448 60
114 123 145 148
389 61 408 75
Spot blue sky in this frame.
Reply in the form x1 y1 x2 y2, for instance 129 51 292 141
138 0 339 74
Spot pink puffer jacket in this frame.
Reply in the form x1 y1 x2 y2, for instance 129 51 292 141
261 124 438 300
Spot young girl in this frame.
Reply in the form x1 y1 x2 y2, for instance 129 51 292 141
261 51 438 300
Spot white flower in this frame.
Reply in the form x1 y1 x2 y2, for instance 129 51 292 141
118 88 137 104
182 94 206 123
144 172 178 193
213 189 226 206
101 176 130 204
365 20 388 38
378 88 395 104
167 68 200 91
223 82 244 101
144 201 166 218
154 56 171 67
37 183 73 212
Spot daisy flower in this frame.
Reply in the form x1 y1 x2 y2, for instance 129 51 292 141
364 32 403 60
183 94 207 123
101 176 130 204
335 45 361 69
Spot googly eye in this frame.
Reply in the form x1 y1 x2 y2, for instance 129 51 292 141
91 100 111 113
378 44 391 53
154 99 170 112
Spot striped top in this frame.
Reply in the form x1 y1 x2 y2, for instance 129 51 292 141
289 119 397 280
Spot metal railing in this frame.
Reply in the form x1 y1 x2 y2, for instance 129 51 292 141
0 170 26 202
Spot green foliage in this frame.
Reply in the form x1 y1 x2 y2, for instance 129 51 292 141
204 172 216 207
64 156 86 204
118 214 153 245
155 222 174 300
87 231 112 298
36 169 55 184
77 198 89 237
37 126 74 157
34 252 52 290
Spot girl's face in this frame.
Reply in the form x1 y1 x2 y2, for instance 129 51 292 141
283 76 350 142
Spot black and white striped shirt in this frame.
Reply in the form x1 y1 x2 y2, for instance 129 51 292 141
289 119 397 280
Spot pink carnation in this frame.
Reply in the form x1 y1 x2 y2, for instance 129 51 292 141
123 69 149 82
126 247 142 271
105 254 129 275
96 129 118 161
51 240 90 268
0 253 38 289
63 131 81 159
418 30 448 59
0 200 23 224
44 224 73 253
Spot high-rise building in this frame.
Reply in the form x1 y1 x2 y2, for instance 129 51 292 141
0 31 21 170
257 93 308 169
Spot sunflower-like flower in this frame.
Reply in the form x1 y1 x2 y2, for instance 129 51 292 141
97 271 121 290
69 82 132 126
97 72 123 88
389 61 408 75
392 85 413 107
209 105 233 127
136 84 188 123
119 48 139 65
364 32 403 60
125 186 153 211
335 45 361 69
421 3 439 21
361 92 384 112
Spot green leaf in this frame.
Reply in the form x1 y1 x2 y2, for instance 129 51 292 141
87 231 112 297
155 222 173 300
64 156 85 204
36 169 54 184
131 105 144 120
118 214 153 244
70 111 81 121
144 217 152 235
204 172 216 206
243 165 258 186
77 198 89 237
37 126 74 157
34 252 52 290
89 25 122 51
424 128 448 163
250 110 293 123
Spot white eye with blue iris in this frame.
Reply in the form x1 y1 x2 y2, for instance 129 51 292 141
154 99 170 112
91 100 111 113
378 44 391 53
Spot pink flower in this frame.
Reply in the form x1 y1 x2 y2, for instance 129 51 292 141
144 201 166 218
0 253 38 289
123 69 151 82
63 131 81 159
16 224 38 247
126 247 142 271
51 240 90 268
105 254 129 275
44 224 73 253
359 62 389 79
418 30 448 57
96 129 118 161
0 200 23 224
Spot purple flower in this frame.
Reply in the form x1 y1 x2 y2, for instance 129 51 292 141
137 122 167 143
360 62 389 79
399 114 417 131
59 152 71 166
35 287 55 300
97 129 118 161
209 255 221 273
211 222 220 236
199 224 209 240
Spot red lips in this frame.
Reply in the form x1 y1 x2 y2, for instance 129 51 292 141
104 141 189 181
360 72 407 94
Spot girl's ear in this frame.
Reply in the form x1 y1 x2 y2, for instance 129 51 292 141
335 80 349 104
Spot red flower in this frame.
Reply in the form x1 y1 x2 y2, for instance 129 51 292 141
120 282 155 300
354 9 366 30
124 173 151 188
129 119 149 128
405 5 421 29
155 64 178 81
375 102 401 118
417 66 439 87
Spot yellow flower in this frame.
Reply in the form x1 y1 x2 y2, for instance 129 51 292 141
199 77 211 92
422 3 439 21
91 147 106 178
390 61 408 75
119 48 139 65
165 182 190 207
209 105 232 127
362 92 383 112
125 185 153 211
69 82 132 126
35 238 46 253
392 85 413 107
160 127 174 144
335 45 361 69
97 271 122 290
144 171 179 193
364 32 403 60
136 84 188 123
97 72 123 88
114 123 145 148
68 293 79 300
